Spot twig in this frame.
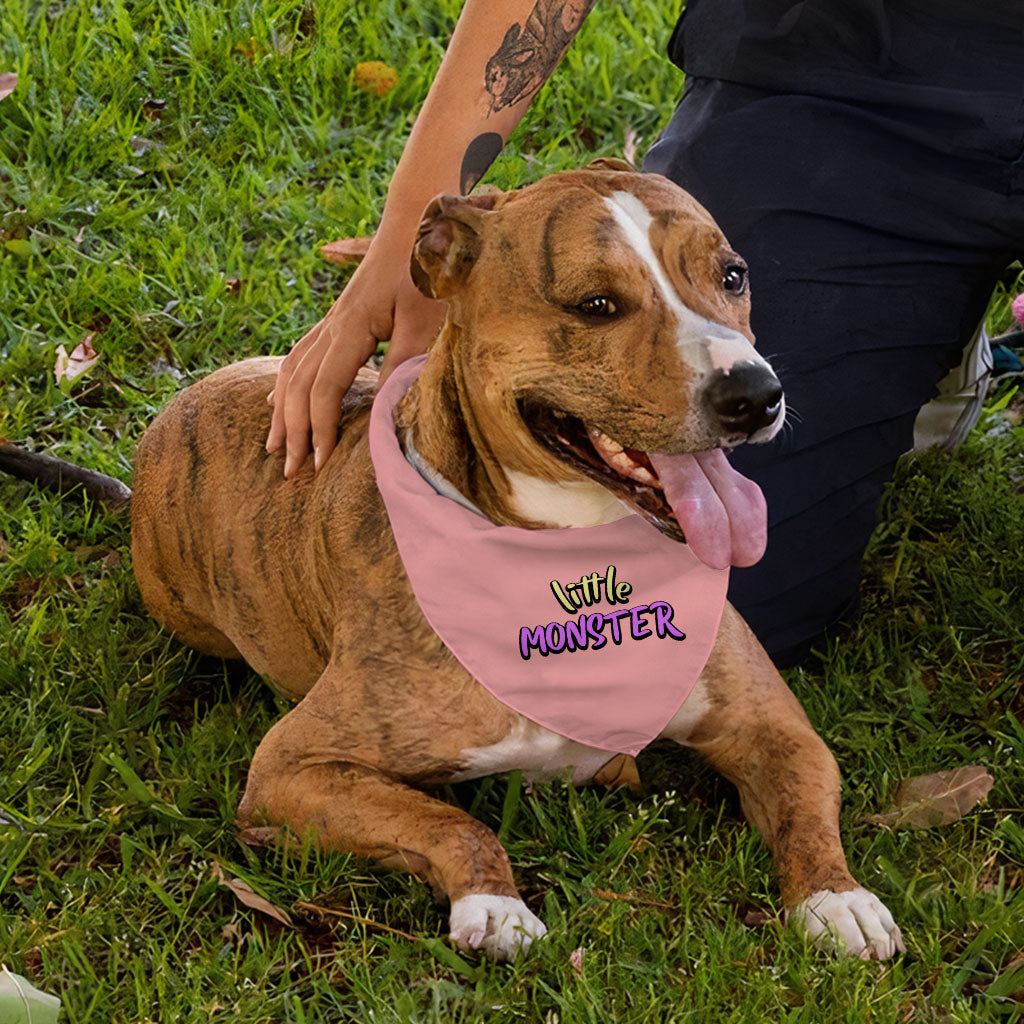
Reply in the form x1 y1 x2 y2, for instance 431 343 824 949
293 901 420 942
588 888 677 911
0 442 131 511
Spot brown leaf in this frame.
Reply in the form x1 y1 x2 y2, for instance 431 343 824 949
212 863 294 928
54 333 100 385
320 237 373 265
101 550 123 569
867 766 994 829
224 277 242 295
352 61 398 97
0 534 8 560
624 125 638 167
74 544 108 564
236 825 282 848
0 73 16 102
569 947 584 978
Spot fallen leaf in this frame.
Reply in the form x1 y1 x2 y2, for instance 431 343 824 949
624 124 638 167
740 905 772 928
213 863 294 928
54 333 100 386
236 36 260 62
140 97 166 121
867 766 994 829
74 544 108 564
353 61 398 97
0 966 61 1024
101 550 122 569
0 534 8 560
320 237 373 266
570 947 584 978
236 825 282 848
129 135 162 156
0 73 16 102
224 277 242 295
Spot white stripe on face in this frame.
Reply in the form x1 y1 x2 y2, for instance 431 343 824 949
603 191 772 378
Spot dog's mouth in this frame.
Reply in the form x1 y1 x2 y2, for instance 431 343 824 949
519 400 767 569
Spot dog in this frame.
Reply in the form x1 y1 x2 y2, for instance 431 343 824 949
126 163 903 960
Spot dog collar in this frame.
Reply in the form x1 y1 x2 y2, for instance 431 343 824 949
369 357 730 756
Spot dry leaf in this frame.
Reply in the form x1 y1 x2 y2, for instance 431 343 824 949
569 947 584 978
0 73 16 102
54 333 100 385
236 825 282 848
101 550 123 569
0 534 8 560
224 277 242 295
741 906 772 928
352 61 398 97
320 237 373 266
867 766 994 829
236 36 260 62
624 125 638 167
213 863 294 928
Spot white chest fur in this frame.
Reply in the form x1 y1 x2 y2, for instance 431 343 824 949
454 674 712 784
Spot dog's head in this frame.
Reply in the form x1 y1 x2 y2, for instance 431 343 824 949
409 164 784 568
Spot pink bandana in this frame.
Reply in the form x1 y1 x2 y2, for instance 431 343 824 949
369 357 729 756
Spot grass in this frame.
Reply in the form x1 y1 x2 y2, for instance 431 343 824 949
0 0 1022 1020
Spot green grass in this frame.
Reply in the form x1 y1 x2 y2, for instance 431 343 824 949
1 1 1023 1021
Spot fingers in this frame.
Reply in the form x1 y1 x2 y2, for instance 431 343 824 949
309 327 379 471
267 260 443 477
266 324 320 455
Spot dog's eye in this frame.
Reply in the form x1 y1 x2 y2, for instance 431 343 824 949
575 296 617 317
722 264 748 295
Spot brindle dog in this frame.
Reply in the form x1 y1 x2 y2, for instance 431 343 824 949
128 165 903 960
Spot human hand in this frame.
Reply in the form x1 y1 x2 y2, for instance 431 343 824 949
266 245 446 477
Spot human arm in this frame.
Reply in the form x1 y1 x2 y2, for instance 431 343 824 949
266 0 597 477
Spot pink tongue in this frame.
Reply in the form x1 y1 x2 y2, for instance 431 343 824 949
647 449 767 569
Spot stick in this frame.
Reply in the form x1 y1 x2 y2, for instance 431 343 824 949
293 901 421 942
0 441 131 511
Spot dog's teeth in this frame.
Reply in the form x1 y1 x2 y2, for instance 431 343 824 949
588 428 623 457
587 427 658 486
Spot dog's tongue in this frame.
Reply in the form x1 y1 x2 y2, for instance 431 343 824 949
648 450 767 569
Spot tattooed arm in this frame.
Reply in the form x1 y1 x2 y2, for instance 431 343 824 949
267 0 596 477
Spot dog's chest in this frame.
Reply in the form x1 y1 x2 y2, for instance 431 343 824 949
450 716 616 784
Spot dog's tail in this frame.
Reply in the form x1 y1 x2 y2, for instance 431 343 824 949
0 441 131 511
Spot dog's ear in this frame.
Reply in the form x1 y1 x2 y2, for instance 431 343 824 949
585 157 635 173
411 193 501 299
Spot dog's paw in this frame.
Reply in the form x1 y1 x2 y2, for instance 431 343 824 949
789 887 905 960
449 894 547 960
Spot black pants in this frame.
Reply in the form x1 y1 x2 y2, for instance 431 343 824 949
645 78 1024 662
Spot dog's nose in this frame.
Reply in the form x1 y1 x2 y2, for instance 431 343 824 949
704 363 784 438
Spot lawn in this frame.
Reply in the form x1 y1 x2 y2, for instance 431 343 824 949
1 1 1022 1021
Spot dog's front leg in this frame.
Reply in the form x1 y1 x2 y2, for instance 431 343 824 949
237 690 546 960
664 605 904 959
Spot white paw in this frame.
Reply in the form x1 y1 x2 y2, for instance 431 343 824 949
449 894 547 960
789 887 905 960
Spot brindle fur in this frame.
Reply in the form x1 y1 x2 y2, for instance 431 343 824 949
132 168 862 930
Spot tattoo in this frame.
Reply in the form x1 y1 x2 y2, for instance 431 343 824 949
460 132 504 193
484 0 596 114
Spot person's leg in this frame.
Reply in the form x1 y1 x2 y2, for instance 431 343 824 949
645 79 1018 662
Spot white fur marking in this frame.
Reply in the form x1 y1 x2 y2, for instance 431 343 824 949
505 469 633 527
456 715 616 785
603 191 771 378
789 888 904 960
449 894 547 960
658 673 712 744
